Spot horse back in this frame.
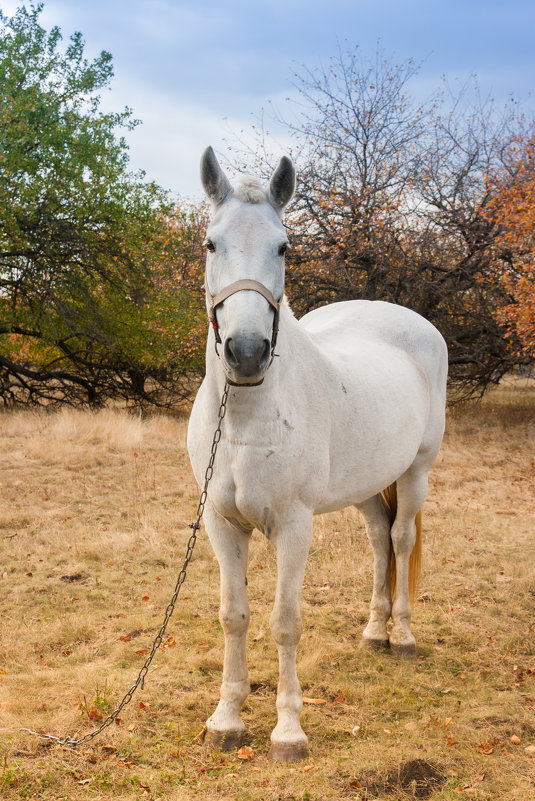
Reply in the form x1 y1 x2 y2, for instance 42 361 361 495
300 299 448 398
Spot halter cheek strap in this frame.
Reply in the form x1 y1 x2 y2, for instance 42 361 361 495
205 277 282 353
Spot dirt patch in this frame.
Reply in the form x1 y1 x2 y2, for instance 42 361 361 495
59 572 87 583
358 759 445 799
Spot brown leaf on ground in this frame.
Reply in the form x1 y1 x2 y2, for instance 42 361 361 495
302 696 326 705
237 745 254 760
193 725 207 741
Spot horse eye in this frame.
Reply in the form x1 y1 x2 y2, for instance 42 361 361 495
204 239 216 253
278 242 289 256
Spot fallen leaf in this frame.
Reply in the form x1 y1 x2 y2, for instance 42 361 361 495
303 764 314 772
194 725 207 742
77 778 92 785
510 734 521 745
237 745 254 760
119 636 131 642
445 717 452 730
142 595 149 601
349 779 363 789
302 696 326 705
89 707 103 721
100 744 117 753
476 742 494 755
138 701 151 710
333 694 344 705
447 736 458 746
135 649 150 656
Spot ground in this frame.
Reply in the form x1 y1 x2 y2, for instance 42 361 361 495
0 377 534 800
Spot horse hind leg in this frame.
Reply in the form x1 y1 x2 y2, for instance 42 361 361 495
356 494 392 651
389 467 427 658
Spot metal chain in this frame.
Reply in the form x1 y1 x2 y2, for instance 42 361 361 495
14 382 230 749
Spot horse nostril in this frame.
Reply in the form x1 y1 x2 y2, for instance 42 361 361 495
259 338 271 368
224 338 239 368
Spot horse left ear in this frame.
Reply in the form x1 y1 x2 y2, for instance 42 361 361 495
268 156 295 212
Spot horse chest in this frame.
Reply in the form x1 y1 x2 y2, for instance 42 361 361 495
198 404 321 529
210 435 292 527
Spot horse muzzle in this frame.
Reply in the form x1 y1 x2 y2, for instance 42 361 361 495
222 333 272 385
206 277 281 386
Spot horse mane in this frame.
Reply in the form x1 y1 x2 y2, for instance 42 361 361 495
234 176 267 204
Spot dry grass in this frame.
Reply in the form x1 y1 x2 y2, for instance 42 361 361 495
0 378 534 800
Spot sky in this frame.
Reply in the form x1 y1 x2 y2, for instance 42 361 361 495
1 0 534 199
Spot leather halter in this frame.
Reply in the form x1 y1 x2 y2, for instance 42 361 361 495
205 276 282 352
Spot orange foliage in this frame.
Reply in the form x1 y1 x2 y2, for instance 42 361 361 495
488 136 535 358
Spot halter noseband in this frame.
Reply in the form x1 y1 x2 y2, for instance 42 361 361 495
206 277 282 352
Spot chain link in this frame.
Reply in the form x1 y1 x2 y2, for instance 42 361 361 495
14 382 230 749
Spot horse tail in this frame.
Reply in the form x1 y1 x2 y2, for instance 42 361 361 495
380 483 422 605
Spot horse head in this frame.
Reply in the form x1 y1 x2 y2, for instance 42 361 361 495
200 146 295 386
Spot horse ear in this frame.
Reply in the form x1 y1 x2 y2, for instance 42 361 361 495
200 146 232 206
268 156 295 212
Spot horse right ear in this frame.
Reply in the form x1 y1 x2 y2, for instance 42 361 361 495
201 147 232 206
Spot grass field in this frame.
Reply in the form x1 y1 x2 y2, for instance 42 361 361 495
0 378 534 800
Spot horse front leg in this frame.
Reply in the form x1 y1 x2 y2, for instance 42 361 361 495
268 506 313 762
203 502 252 750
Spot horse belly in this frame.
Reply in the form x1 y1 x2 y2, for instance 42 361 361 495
315 356 430 512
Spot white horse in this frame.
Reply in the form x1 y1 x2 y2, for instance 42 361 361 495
187 147 448 761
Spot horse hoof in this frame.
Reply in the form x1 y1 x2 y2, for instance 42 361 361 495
268 742 309 762
390 641 417 659
205 728 243 751
359 636 390 651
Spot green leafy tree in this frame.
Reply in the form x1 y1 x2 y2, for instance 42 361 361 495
0 3 206 406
